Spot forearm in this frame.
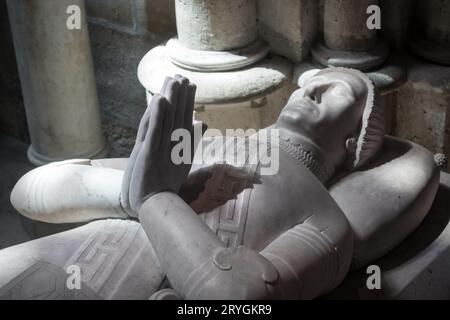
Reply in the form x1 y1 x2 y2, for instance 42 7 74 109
139 192 284 299
139 191 226 294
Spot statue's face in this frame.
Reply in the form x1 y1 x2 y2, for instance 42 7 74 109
277 71 368 165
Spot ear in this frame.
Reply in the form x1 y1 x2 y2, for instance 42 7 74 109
297 69 321 87
345 137 357 154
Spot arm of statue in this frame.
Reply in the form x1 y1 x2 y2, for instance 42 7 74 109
125 76 282 299
141 191 352 299
260 209 353 299
140 192 283 299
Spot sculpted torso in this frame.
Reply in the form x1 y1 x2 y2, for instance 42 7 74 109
186 145 321 251
181 134 346 254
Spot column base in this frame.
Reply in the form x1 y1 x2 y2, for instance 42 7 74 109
409 33 450 66
294 54 406 94
311 38 389 71
138 43 293 132
166 38 270 72
27 142 109 166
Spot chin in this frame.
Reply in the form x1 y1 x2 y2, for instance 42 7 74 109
279 108 317 128
277 116 300 131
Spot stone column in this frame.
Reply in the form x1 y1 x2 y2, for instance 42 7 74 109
410 0 450 65
325 0 376 50
7 0 107 165
312 0 388 71
170 0 263 70
138 0 293 133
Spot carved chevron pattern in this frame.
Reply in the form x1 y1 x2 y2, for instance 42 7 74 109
279 140 329 183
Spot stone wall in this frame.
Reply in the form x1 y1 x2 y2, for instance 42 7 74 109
86 0 175 35
258 0 319 63
0 1 28 143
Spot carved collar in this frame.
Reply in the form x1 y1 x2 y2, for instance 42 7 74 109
279 130 333 184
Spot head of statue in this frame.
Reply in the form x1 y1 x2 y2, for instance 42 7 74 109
276 67 385 171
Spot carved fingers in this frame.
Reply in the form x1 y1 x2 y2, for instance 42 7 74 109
175 75 196 135
120 78 176 215
128 95 172 211
125 75 197 213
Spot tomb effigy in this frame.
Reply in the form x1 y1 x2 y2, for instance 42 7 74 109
2 69 442 299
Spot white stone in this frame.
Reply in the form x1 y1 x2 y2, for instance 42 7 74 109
10 159 127 224
194 84 296 134
6 0 107 165
138 44 292 105
0 219 164 299
326 172 450 299
330 136 439 269
175 0 258 51
138 43 293 132
4 69 444 299
166 37 269 72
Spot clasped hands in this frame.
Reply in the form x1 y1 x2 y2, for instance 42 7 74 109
120 75 197 216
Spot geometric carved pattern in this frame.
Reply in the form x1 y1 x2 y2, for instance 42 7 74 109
64 219 141 297
0 260 100 300
193 163 257 249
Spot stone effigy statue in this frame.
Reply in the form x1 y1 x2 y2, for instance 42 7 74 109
1 68 439 299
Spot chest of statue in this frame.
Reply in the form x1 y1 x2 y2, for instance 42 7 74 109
188 151 324 251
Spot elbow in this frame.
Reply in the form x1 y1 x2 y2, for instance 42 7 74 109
183 246 282 300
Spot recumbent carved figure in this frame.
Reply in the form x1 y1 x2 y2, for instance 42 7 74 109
2 68 438 300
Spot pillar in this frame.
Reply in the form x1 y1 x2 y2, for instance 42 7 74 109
7 0 107 165
379 0 411 50
410 0 450 66
313 0 388 71
138 0 293 134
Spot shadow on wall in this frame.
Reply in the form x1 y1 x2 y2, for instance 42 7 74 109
85 0 177 158
85 0 176 36
0 1 28 143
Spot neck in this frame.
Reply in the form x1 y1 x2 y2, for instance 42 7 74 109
278 127 335 184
